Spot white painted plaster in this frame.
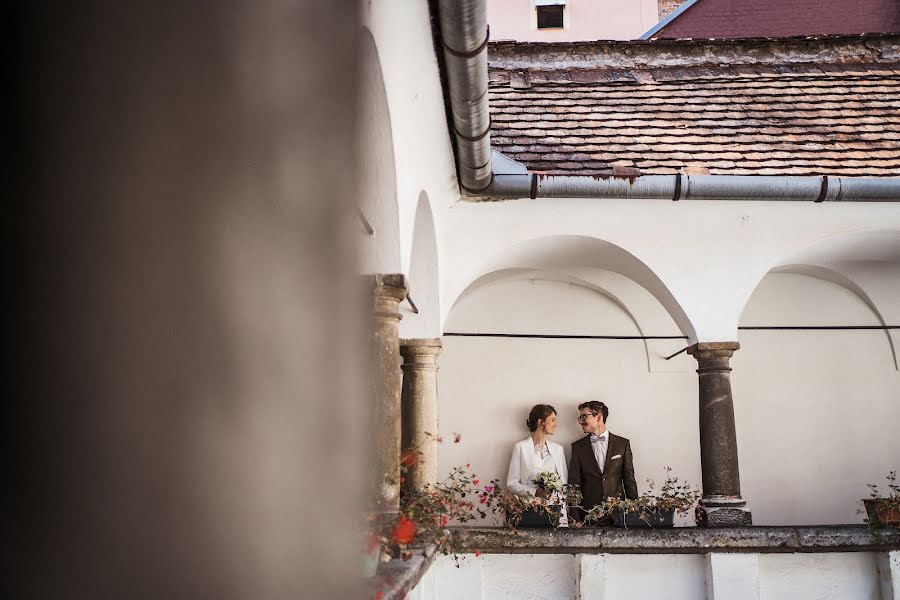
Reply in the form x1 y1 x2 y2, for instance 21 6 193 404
487 0 660 42
768 229 900 370
362 0 459 280
414 552 890 600
706 553 760 600
734 274 900 525
482 554 578 599
401 192 442 338
758 552 882 600
439 271 900 526
433 553 483 600
359 28 401 274
579 554 607 599
443 198 900 341
602 553 706 599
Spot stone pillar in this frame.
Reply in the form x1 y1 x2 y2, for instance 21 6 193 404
688 342 752 526
370 274 408 513
400 338 442 491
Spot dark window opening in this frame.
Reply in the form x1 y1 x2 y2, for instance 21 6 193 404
537 5 564 29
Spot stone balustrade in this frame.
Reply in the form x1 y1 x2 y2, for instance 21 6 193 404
371 526 900 600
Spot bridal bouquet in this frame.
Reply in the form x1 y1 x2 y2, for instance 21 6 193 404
532 471 563 492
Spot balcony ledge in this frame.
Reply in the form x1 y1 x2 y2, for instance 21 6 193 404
448 524 900 554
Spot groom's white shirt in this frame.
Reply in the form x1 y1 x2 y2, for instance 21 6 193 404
506 437 569 497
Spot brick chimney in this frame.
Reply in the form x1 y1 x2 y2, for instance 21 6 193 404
658 0 688 20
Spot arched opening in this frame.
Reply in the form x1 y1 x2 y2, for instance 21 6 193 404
734 229 900 525
444 234 697 342
358 28 401 274
437 236 702 524
400 191 440 338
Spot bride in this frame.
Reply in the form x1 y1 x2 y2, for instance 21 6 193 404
506 404 569 527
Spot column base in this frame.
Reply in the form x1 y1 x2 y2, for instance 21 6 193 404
698 504 753 527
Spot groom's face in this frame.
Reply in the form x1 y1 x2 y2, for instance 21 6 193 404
578 409 602 433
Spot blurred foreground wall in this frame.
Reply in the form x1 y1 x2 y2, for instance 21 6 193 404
12 2 365 598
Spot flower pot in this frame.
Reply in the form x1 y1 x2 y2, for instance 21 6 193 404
863 499 900 526
614 507 675 529
511 505 562 528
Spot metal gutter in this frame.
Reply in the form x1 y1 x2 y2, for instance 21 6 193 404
485 169 900 202
437 0 492 192
639 0 702 40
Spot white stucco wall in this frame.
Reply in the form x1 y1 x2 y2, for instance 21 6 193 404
443 198 900 342
361 0 460 338
414 552 895 600
758 552 882 600
438 271 900 526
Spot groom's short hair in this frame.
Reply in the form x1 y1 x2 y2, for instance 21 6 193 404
578 400 609 423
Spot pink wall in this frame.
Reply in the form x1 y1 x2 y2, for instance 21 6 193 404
488 0 660 42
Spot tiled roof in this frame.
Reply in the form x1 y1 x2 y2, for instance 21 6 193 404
649 0 900 40
488 36 900 177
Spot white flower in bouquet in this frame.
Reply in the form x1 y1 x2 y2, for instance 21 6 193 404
532 471 563 492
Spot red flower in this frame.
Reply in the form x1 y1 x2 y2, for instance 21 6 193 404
401 450 418 468
474 550 481 557
442 516 449 526
392 517 417 545
473 480 480 486
453 433 462 443
479 495 488 504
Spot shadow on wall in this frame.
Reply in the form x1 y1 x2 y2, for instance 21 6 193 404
401 191 441 339
359 27 401 274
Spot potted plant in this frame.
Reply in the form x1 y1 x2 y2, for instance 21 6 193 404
584 468 701 529
499 473 580 529
862 470 900 528
372 448 504 564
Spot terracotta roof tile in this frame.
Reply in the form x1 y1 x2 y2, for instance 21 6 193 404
488 38 900 177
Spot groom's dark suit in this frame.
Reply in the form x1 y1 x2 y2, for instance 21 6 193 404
569 433 638 520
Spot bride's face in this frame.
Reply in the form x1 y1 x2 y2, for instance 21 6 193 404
540 413 558 435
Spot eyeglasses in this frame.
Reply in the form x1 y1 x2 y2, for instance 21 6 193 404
577 414 595 423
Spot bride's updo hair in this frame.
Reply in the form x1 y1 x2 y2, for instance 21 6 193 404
526 404 557 432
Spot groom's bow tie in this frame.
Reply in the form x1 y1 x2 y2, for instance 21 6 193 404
590 434 607 443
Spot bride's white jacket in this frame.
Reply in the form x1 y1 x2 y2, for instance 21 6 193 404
506 437 569 497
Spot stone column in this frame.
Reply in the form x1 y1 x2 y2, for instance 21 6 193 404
400 338 442 491
370 274 408 514
688 342 752 526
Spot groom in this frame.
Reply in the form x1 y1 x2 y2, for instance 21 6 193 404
569 401 638 523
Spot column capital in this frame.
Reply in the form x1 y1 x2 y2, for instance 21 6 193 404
368 273 408 300
400 337 442 352
688 341 739 358
400 338 442 371
688 342 740 372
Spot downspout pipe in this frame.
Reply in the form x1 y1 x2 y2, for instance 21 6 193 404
437 0 492 193
486 173 900 202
